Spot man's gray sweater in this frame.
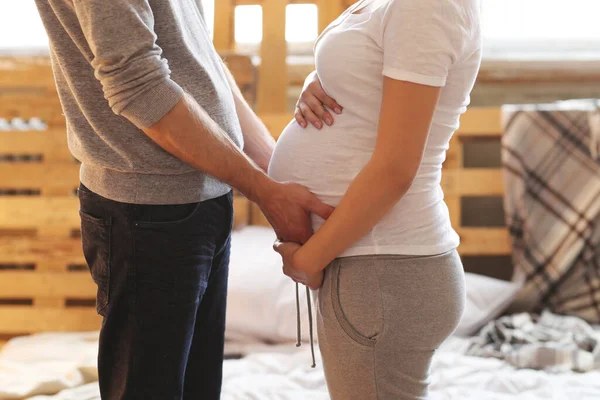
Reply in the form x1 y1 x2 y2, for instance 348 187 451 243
35 0 243 204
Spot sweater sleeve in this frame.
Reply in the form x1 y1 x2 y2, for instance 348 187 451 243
72 0 184 128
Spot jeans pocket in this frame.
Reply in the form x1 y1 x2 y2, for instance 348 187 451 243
79 210 112 316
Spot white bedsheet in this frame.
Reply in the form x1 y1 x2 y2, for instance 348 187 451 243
1 334 599 400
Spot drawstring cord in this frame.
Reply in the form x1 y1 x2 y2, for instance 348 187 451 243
306 286 316 368
295 282 317 368
295 282 302 347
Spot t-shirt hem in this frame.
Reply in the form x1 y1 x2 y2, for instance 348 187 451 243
338 240 460 258
382 67 447 87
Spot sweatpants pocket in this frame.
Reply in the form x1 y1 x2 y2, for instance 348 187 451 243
330 258 383 348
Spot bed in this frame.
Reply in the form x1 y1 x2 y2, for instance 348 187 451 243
2 306 600 400
0 225 598 400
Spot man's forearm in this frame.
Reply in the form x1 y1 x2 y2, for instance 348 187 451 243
223 63 275 171
143 93 273 203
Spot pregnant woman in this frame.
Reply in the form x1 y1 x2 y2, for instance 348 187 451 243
269 0 482 398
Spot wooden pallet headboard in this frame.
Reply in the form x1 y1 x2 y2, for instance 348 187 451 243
0 58 251 336
0 57 510 337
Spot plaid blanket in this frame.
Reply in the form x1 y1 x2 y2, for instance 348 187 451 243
502 100 600 324
466 311 600 372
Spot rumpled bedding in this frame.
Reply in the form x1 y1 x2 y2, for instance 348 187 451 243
2 328 600 400
466 310 600 372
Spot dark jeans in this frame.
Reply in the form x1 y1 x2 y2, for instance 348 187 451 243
78 184 233 400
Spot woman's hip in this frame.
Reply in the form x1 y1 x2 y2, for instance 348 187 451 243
317 250 466 350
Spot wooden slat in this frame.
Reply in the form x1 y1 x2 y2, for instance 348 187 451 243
222 53 255 87
222 53 257 105
250 203 271 227
456 107 502 137
33 298 65 308
0 197 79 231
442 169 504 196
0 57 56 90
236 0 321 4
288 61 315 86
445 195 461 230
0 307 101 334
257 0 288 113
445 135 463 169
233 196 251 228
318 0 345 32
0 163 79 192
0 94 65 126
0 129 70 160
261 113 293 138
0 272 94 298
457 228 511 256
214 0 235 51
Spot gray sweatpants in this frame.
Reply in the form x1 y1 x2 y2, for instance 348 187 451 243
316 250 465 400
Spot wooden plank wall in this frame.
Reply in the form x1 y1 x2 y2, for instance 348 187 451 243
0 58 251 336
0 57 95 335
214 0 353 113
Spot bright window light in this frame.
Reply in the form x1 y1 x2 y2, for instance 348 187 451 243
481 0 600 58
482 0 600 41
234 5 263 44
0 2 48 52
286 4 318 43
1 0 599 60
201 0 215 38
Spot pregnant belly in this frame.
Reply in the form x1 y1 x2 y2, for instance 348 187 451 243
268 120 374 201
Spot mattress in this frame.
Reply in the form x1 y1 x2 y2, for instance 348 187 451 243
1 333 599 400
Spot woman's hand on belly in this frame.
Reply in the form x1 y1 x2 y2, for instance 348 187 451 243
295 71 342 129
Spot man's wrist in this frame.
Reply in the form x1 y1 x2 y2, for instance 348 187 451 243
244 170 277 205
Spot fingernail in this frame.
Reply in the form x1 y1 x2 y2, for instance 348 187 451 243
324 117 332 126
300 121 307 128
316 122 323 129
335 107 342 114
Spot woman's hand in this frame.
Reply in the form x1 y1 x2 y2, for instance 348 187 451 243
273 240 324 290
295 71 343 130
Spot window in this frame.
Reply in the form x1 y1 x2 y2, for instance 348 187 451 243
481 0 600 60
0 0 216 53
233 3 318 55
0 2 48 53
234 5 263 45
1 0 599 62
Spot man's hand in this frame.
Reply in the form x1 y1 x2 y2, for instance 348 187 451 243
258 182 334 244
273 241 324 290
295 71 342 129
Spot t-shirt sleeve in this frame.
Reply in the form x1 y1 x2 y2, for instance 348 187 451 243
381 0 465 87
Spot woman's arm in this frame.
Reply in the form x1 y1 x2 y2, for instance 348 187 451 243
276 77 441 282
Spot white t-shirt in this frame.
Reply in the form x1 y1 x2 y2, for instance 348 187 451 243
268 0 482 257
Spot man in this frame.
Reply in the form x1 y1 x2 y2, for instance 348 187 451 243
34 1 333 399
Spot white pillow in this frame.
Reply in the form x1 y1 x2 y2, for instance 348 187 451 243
226 227 521 341
454 272 522 337
226 227 313 343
